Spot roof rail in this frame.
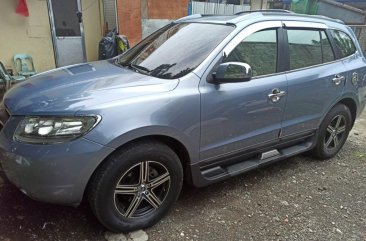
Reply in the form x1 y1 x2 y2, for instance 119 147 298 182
175 14 202 22
235 9 293 15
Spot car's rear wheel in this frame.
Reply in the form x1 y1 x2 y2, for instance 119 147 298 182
88 140 183 232
310 104 352 159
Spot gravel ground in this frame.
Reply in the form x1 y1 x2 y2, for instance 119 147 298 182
0 111 365 241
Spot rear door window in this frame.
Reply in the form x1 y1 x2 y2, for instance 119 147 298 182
330 29 356 58
287 29 337 71
287 29 322 70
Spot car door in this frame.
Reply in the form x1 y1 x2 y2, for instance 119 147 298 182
199 21 288 163
281 24 347 137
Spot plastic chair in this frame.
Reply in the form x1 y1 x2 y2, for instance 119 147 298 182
13 54 37 77
0 61 26 91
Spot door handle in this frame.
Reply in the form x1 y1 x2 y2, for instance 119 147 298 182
332 74 345 86
268 88 286 103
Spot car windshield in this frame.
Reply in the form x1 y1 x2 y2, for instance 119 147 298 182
117 22 234 79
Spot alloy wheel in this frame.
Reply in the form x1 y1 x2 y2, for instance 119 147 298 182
324 114 347 151
113 161 171 218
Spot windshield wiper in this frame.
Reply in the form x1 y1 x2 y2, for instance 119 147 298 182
118 61 151 75
129 63 151 74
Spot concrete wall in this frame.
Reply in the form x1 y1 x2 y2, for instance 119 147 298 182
140 0 188 40
0 0 55 73
251 0 268 10
318 0 366 25
141 19 172 38
82 0 104 62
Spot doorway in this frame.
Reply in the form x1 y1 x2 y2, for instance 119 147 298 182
47 0 87 67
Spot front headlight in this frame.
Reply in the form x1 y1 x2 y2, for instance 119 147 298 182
14 116 100 144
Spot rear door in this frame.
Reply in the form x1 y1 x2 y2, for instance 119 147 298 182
329 28 366 116
281 23 347 137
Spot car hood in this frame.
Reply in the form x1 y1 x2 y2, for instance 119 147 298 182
4 60 179 115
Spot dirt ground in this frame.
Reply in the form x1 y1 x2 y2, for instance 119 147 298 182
0 111 365 241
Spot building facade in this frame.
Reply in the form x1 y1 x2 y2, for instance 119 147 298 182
0 0 104 73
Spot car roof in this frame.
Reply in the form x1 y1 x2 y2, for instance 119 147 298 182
175 10 345 28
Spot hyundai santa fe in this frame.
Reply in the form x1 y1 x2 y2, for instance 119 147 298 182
0 10 365 232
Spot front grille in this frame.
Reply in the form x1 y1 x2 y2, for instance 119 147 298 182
0 103 10 130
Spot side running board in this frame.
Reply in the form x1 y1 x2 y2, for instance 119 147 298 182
199 140 313 184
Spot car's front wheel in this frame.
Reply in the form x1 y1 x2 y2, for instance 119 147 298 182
311 104 352 159
88 140 183 232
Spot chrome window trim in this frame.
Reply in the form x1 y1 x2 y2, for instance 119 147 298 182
249 71 287 80
282 21 328 29
284 26 357 74
222 21 282 57
284 52 357 75
202 20 359 82
245 49 357 80
221 21 329 79
195 20 282 78
214 21 283 80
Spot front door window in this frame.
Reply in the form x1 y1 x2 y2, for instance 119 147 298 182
224 29 278 77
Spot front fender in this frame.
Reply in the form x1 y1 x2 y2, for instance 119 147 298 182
78 77 201 165
95 125 199 164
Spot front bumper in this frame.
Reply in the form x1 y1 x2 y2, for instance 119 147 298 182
0 116 114 206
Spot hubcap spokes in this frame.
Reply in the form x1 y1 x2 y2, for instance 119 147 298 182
324 115 346 150
114 161 170 218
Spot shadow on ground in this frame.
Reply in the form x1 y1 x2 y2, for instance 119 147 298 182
0 153 312 241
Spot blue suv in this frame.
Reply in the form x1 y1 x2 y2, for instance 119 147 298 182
0 10 365 232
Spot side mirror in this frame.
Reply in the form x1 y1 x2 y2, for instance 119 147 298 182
212 62 252 83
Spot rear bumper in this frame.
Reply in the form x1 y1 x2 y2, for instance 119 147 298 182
0 117 114 206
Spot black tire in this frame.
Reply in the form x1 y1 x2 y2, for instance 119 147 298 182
87 140 183 232
310 104 352 159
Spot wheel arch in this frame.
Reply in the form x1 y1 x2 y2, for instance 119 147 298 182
338 98 357 127
320 96 358 129
84 134 194 201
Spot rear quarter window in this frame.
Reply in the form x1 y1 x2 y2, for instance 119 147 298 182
330 29 357 58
